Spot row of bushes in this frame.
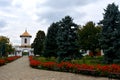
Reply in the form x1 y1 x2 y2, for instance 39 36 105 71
29 56 120 79
0 56 21 66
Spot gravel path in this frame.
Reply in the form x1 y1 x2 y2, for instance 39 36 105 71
0 56 117 80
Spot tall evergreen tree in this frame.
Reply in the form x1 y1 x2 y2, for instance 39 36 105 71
56 16 81 62
99 3 120 63
44 22 59 57
32 30 45 56
78 21 101 56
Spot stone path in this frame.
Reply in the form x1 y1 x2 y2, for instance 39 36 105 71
0 56 117 80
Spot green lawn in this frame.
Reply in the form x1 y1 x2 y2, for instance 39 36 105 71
71 56 104 65
34 56 56 62
34 55 104 65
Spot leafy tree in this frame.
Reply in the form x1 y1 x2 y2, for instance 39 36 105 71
99 3 120 63
6 44 15 55
32 30 45 56
78 21 101 56
44 22 59 57
0 36 13 57
56 16 81 62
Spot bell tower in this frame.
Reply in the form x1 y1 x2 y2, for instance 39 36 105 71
20 30 32 48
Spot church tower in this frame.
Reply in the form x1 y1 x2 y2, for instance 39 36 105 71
20 30 32 48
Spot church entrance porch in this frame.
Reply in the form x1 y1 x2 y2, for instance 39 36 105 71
22 49 30 56
15 48 34 56
13 30 34 56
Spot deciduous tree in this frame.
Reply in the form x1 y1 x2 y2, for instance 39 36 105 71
0 36 13 57
78 21 101 56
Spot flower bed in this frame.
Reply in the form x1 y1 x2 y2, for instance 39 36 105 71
0 59 6 66
0 56 21 66
29 56 120 79
6 56 21 63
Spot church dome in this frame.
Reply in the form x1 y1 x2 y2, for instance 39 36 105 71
20 30 32 37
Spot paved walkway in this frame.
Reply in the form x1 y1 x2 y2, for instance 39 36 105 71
0 56 117 80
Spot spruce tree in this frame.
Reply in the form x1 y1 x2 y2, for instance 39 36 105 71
99 3 120 63
32 30 45 56
44 22 59 57
57 16 81 62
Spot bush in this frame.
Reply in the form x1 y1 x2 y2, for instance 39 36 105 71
113 59 120 64
0 59 6 66
0 56 20 66
29 56 120 79
6 56 20 62
30 59 41 67
35 56 56 62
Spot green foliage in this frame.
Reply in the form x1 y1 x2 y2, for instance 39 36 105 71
22 52 28 56
34 56 104 65
44 22 59 57
35 56 56 62
99 3 120 63
0 36 13 57
6 44 15 54
32 30 45 56
56 16 82 62
71 56 104 65
78 21 101 56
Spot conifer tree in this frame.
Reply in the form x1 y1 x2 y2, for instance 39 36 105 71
57 16 81 62
44 22 59 57
32 30 45 56
99 3 120 63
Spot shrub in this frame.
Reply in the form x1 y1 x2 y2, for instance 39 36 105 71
30 59 41 67
6 56 20 62
0 59 6 66
29 56 120 79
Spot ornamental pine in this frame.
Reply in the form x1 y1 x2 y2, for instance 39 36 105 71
99 3 120 63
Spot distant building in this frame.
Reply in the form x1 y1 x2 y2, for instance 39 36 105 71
14 30 34 56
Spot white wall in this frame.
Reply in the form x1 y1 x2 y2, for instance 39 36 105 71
21 37 31 46
15 47 34 56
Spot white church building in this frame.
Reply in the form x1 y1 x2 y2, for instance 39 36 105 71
14 30 34 56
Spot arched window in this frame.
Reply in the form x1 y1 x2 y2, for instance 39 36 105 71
24 38 27 43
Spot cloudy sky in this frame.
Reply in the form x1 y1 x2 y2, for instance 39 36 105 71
0 0 120 45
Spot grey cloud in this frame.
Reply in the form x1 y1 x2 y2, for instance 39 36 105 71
36 8 86 24
36 0 96 24
37 10 66 23
0 7 12 13
0 0 12 7
14 4 22 8
37 0 99 9
0 20 7 28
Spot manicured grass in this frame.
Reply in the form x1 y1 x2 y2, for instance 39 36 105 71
34 55 104 65
71 56 104 65
34 56 56 62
